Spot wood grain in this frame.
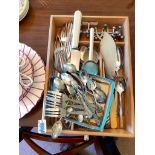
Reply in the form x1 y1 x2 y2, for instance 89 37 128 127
110 96 118 129
19 0 134 127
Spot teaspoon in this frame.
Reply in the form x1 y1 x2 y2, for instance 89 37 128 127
115 78 126 128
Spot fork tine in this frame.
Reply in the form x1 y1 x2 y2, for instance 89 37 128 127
45 114 60 118
69 23 73 38
46 95 62 101
46 104 61 109
46 101 61 107
47 90 63 96
67 23 70 38
46 107 60 111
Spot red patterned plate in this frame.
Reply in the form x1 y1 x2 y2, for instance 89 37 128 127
19 50 34 100
19 43 45 119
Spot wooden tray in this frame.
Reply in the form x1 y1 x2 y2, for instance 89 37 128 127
43 15 134 138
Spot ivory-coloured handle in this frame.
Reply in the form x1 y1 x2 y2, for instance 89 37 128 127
71 10 82 49
89 28 94 60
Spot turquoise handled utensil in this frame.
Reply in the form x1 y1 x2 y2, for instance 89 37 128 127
82 28 98 75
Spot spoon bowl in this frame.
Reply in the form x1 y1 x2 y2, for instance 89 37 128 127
51 120 63 139
115 78 126 94
53 77 65 92
61 73 73 86
79 70 90 85
63 63 77 73
94 88 106 103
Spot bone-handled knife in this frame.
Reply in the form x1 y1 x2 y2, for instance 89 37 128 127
70 10 82 71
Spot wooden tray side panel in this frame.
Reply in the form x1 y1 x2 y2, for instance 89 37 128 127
43 16 56 123
52 15 127 27
123 18 135 135
46 128 134 138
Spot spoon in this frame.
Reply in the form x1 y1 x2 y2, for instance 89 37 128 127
115 46 123 74
51 120 63 139
61 73 80 92
52 77 65 92
60 73 74 86
79 70 90 85
63 63 77 73
70 72 85 91
86 79 106 102
94 88 106 103
86 79 102 108
115 78 126 128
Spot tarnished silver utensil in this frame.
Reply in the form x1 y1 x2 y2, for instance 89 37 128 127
52 77 65 92
63 63 77 73
60 23 73 43
115 77 126 128
100 32 117 79
51 120 63 139
82 28 98 75
54 36 68 72
60 22 73 59
94 88 106 103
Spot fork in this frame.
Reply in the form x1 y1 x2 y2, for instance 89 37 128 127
45 106 87 117
45 91 86 117
45 91 87 117
47 91 82 105
54 36 68 72
60 23 73 42
60 23 73 59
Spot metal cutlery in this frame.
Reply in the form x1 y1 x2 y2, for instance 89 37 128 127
54 36 68 72
82 28 98 75
70 10 82 71
60 23 73 42
60 22 73 59
115 77 126 128
100 32 118 79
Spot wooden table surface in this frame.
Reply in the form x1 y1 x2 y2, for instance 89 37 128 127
19 0 135 127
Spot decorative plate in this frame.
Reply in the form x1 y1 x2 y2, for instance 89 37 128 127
19 43 45 119
19 50 33 100
19 0 29 21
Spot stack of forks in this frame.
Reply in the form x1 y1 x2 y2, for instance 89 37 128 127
54 23 73 73
60 23 73 60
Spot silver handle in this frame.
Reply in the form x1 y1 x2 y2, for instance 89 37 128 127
119 92 124 128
